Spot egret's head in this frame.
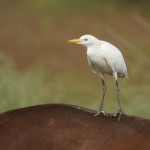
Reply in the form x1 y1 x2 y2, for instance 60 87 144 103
68 34 100 47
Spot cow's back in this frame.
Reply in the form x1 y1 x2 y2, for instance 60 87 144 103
0 104 149 150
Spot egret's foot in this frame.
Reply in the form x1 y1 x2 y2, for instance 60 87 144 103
116 109 124 121
94 110 106 116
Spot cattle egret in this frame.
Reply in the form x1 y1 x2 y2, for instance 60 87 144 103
68 35 128 120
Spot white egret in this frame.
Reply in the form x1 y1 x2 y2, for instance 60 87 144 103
68 35 128 119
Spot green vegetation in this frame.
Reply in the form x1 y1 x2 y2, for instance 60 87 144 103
0 53 149 118
0 0 149 118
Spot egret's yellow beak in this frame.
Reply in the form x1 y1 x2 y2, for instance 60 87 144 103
68 39 84 44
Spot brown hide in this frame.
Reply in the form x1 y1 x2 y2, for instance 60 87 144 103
0 104 149 150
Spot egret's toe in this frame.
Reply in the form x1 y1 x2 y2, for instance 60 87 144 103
94 110 106 116
116 110 124 121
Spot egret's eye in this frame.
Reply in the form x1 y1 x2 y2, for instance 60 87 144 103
85 38 88 41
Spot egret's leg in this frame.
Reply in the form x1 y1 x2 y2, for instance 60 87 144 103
99 79 106 112
112 71 124 121
95 78 106 116
116 81 123 113
115 80 123 121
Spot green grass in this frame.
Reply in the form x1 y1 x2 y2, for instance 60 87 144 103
0 54 49 110
0 53 149 119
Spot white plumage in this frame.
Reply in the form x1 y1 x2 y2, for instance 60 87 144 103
68 34 128 119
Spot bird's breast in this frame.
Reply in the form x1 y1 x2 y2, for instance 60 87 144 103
87 49 112 74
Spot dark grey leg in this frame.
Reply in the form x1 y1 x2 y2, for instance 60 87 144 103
95 79 106 116
116 80 123 121
99 79 106 112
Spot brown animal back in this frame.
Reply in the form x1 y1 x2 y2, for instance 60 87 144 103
0 104 149 150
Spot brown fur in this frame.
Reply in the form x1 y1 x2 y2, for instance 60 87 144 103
0 104 149 150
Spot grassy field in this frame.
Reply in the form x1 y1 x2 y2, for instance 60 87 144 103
0 0 149 118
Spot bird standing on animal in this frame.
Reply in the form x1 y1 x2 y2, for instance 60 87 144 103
68 35 128 119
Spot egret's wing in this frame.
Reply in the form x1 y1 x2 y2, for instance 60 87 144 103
87 56 97 73
105 55 128 77
101 41 128 77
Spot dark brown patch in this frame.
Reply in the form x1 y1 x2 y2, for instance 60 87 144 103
0 104 149 150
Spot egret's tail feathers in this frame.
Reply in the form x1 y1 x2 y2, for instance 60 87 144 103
126 76 129 79
117 72 128 78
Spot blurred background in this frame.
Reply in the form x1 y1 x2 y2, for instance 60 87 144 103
0 0 149 118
